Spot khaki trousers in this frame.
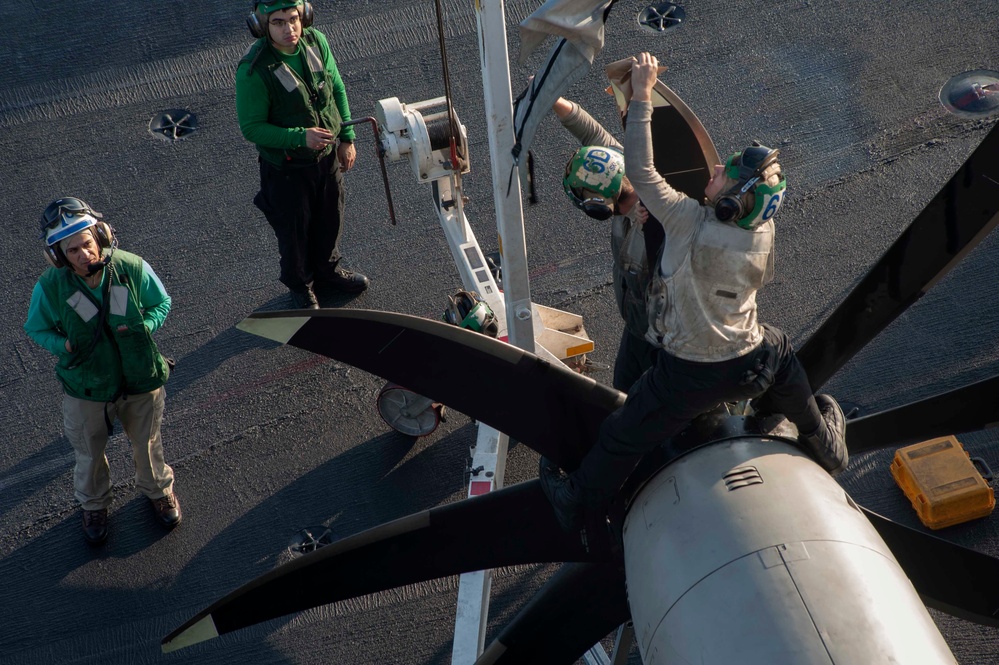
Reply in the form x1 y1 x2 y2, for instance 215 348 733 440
62 387 174 511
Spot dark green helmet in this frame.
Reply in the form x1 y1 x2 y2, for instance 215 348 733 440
256 0 302 12
247 1 312 39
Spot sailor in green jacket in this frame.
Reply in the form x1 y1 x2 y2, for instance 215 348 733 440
24 198 181 546
237 0 369 310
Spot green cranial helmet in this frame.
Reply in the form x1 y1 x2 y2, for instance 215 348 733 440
442 290 499 338
247 1 312 38
563 146 626 220
256 0 302 12
714 142 787 230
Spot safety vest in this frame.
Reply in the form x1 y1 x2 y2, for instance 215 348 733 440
38 251 169 401
646 212 774 362
240 28 342 166
610 212 651 340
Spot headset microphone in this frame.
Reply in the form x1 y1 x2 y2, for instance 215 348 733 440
83 231 118 276
85 257 111 276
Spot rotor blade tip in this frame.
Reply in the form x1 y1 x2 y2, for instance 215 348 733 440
161 614 220 653
236 314 308 345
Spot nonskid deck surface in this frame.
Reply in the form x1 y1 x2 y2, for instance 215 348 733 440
1 1 997 663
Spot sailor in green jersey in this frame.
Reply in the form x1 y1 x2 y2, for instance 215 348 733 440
236 0 369 309
24 198 182 546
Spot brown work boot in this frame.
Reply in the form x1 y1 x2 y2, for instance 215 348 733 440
798 394 849 475
82 508 109 546
151 492 182 529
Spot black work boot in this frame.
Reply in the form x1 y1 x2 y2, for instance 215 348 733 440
289 285 319 309
538 457 584 532
798 394 849 475
318 267 369 294
82 508 109 546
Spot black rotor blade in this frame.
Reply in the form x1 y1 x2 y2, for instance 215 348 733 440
237 309 624 470
864 508 999 626
162 480 612 652
799 122 999 391
476 562 630 665
846 374 999 454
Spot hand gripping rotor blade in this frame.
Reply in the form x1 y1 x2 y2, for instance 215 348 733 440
846 374 999 454
864 508 999 626
162 480 612 652
798 123 999 392
237 309 624 470
475 562 629 665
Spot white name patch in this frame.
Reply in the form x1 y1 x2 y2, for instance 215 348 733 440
110 285 129 317
67 291 99 322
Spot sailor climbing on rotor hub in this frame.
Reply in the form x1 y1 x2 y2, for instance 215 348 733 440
540 52 847 533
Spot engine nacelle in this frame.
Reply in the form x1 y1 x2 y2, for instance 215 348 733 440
623 438 956 664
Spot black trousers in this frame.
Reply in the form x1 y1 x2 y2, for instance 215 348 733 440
612 328 660 393
254 151 345 291
573 324 823 499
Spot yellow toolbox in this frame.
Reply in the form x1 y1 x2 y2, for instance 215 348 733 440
890 435 995 530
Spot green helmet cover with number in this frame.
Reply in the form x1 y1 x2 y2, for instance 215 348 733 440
562 146 626 207
719 143 787 229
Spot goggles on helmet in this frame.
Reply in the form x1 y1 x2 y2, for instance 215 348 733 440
39 197 103 247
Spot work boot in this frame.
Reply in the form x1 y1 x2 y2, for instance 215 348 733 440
151 492 182 529
318 267 369 294
539 457 584 532
82 508 109 546
289 285 319 310
798 394 849 475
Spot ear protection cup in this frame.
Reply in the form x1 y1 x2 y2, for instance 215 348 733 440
714 151 746 222
246 9 267 38
714 193 744 222
92 221 114 250
566 184 614 221
713 143 784 228
580 197 614 221
43 245 65 269
247 2 313 38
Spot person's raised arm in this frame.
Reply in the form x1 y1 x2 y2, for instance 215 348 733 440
623 53 702 238
553 97 621 151
629 53 657 103
553 97 574 120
